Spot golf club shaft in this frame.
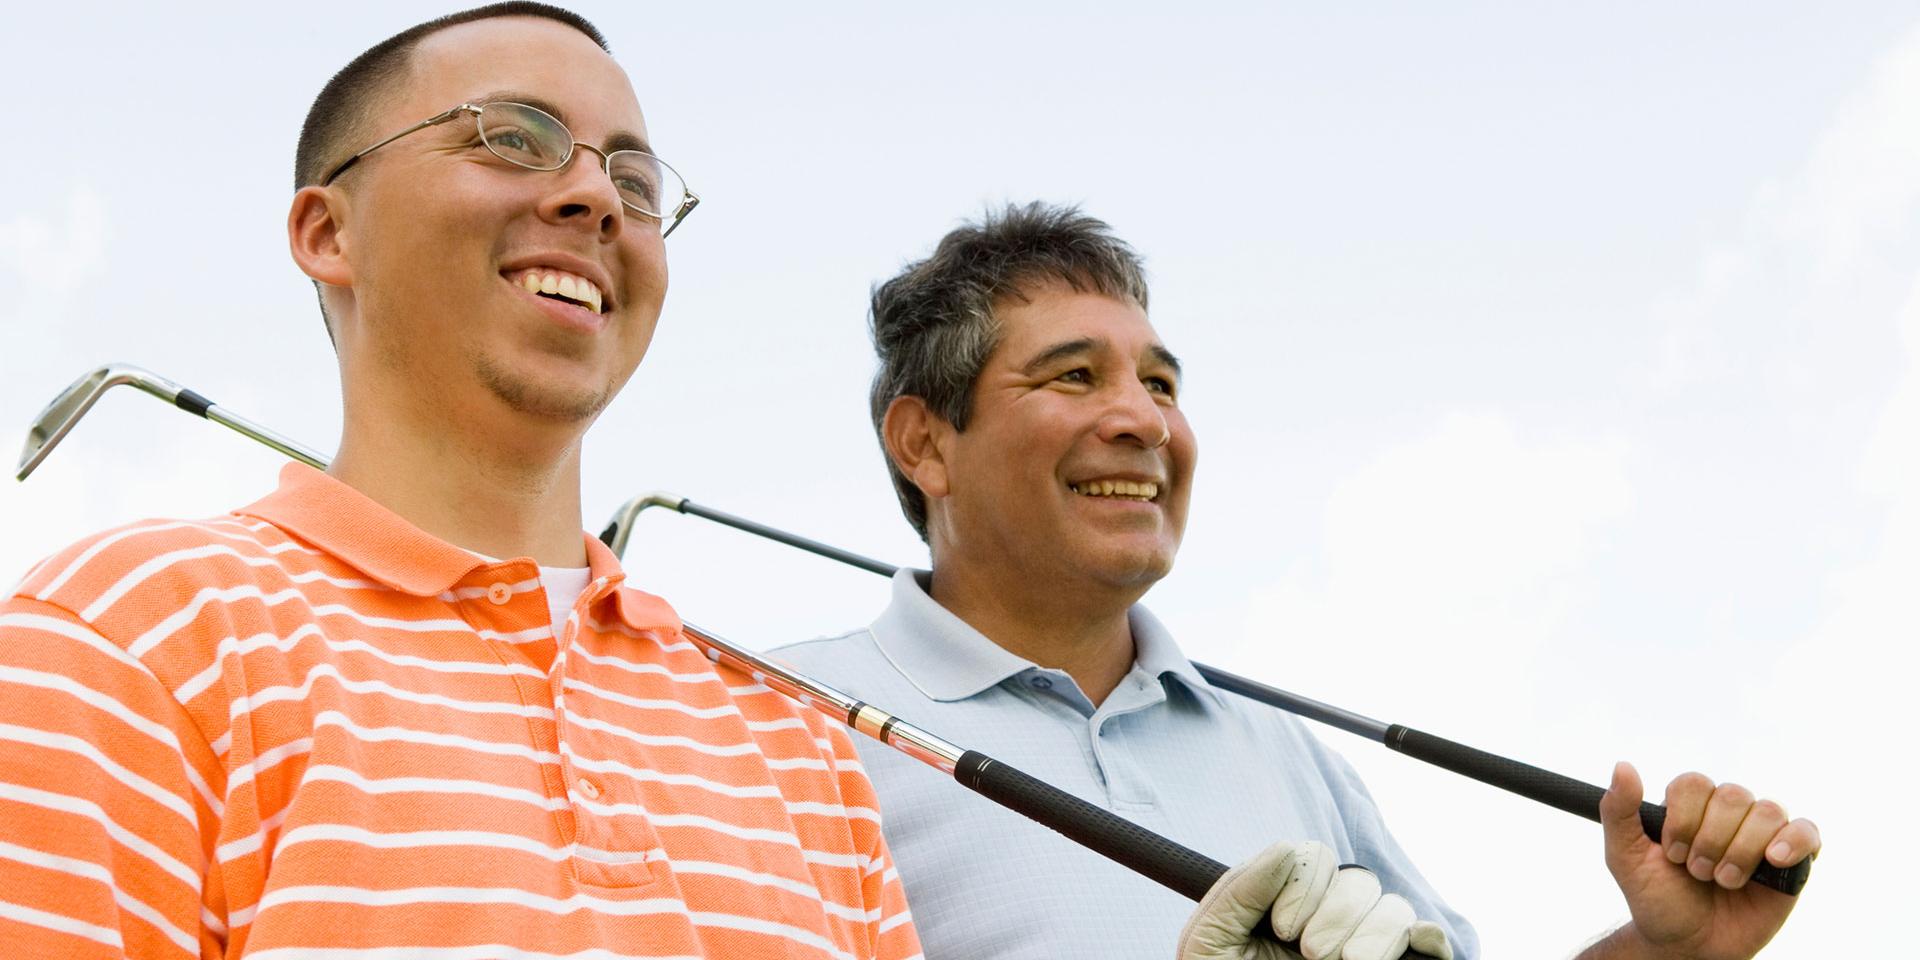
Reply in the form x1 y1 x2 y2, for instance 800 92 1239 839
613 496 1812 897
20 370 1418 955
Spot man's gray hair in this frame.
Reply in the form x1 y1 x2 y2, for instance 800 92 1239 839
869 201 1150 541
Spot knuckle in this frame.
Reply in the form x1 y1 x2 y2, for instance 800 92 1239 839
1669 771 1713 799
1714 782 1755 808
1751 798 1787 823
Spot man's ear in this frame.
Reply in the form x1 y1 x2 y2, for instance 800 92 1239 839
287 185 353 288
883 395 954 501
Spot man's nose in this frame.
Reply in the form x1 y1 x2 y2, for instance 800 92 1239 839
1098 380 1172 449
539 144 625 239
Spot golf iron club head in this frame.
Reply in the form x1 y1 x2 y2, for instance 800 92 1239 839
17 364 194 481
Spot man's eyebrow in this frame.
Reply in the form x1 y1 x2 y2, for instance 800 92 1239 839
1020 338 1099 376
471 90 654 155
1150 344 1183 376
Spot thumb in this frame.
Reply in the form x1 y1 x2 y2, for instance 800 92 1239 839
1599 761 1651 865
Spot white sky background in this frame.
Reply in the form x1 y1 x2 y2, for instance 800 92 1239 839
1 2 1913 954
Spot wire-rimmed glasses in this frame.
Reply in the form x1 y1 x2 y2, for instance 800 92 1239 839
320 101 699 237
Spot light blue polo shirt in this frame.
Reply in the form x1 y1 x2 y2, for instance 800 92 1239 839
772 569 1477 960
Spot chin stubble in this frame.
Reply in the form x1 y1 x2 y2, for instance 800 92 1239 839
473 354 615 423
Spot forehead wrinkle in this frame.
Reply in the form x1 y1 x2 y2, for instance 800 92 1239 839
469 88 653 155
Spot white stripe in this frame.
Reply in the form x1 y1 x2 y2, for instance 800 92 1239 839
686 910 856 960
255 884 689 917
560 744 779 800
233 664 553 722
478 624 556 644
0 723 196 824
0 782 200 887
565 644 724 685
215 800 293 864
0 839 198 954
0 611 144 671
0 899 123 950
312 711 562 762
878 908 914 934
563 712 782 759
785 800 881 824
134 586 531 660
177 627 546 705
34 517 281 602
667 858 836 906
0 664 221 816
277 824 585 861
82 541 385 624
128 584 308 657
560 676 741 720
801 849 871 871
571 843 669 865
228 737 313 792
301 765 563 810
763 755 831 771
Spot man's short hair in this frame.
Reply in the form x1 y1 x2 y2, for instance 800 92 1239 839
869 202 1150 541
292 2 609 339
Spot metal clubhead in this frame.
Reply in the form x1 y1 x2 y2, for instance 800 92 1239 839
18 364 190 480
598 491 689 556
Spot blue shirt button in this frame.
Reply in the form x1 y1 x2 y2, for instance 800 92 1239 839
1029 675 1053 690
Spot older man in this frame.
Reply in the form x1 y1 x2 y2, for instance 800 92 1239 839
0 5 918 957
774 203 1820 960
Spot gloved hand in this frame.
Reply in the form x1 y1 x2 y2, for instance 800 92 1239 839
1176 840 1454 960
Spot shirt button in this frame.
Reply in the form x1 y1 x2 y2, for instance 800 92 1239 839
576 777 601 800
1029 675 1053 690
486 582 512 605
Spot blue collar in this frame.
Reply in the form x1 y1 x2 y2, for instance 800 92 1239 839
867 569 1224 708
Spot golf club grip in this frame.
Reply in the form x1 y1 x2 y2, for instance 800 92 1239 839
952 750 1442 960
1384 726 1810 896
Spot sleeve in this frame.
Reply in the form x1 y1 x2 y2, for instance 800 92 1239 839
1303 729 1481 959
823 723 924 960
0 595 224 959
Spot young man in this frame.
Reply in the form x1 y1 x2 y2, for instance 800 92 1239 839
0 6 919 957
774 203 1821 960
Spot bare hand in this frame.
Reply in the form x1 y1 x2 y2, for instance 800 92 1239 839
1595 762 1819 959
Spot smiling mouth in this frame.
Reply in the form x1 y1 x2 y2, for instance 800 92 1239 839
1068 479 1160 502
505 267 608 315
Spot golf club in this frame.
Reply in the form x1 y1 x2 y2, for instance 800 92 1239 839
600 492 1814 897
13 365 1434 956
17 364 328 481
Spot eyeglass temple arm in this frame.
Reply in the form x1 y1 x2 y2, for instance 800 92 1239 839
318 106 474 186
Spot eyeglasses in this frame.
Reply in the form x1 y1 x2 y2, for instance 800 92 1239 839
320 101 700 237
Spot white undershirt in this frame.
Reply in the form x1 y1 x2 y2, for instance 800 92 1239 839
538 564 593 640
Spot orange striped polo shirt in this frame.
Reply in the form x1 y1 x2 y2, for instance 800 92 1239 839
0 464 922 959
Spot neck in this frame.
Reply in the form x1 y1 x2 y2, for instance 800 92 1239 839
328 377 589 568
927 554 1143 706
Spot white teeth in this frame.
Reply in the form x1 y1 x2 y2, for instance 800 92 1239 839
1070 480 1160 500
510 268 607 313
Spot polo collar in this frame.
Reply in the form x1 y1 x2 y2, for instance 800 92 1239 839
869 568 1223 708
235 464 680 633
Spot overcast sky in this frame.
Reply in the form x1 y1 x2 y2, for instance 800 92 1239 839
3 2 1914 954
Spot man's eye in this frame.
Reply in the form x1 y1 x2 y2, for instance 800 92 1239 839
1057 368 1092 384
1146 376 1176 396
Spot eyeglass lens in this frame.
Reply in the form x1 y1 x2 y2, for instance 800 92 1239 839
476 102 687 223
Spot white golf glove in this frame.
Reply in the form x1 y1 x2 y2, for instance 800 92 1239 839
1176 840 1454 960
